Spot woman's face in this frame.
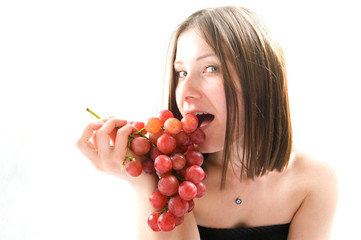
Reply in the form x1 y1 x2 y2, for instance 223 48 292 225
174 29 228 153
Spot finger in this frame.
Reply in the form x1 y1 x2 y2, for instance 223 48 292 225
77 121 104 143
98 117 124 146
76 121 104 160
113 124 137 157
96 118 127 154
109 128 118 146
92 117 118 149
100 116 115 122
109 120 128 145
91 132 98 150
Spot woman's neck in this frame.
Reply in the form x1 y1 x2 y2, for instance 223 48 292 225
205 150 249 183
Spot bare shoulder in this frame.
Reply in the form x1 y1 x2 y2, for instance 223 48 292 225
288 148 339 191
286 148 339 240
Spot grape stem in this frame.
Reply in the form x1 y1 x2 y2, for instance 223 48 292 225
124 137 135 164
133 128 156 147
159 205 168 214
86 108 101 119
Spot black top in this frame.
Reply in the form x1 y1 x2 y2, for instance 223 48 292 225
197 223 290 240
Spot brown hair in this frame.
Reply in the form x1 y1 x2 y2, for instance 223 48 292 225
167 6 292 188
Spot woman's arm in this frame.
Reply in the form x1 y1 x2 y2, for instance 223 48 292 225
134 174 200 240
287 159 339 240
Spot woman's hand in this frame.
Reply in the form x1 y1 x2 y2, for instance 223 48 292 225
76 117 201 239
76 118 157 187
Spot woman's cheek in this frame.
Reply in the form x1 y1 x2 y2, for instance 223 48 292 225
175 87 183 115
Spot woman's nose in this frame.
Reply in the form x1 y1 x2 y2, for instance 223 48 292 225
177 72 202 101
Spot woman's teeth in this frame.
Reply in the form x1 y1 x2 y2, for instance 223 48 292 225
194 112 208 116
195 113 215 128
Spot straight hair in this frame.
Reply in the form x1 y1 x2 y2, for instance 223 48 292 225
167 6 292 188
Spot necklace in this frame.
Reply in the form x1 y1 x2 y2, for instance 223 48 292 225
230 177 251 206
235 197 242 205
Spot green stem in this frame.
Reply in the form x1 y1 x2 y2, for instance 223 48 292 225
124 138 135 163
134 128 156 147
86 108 101 119
159 205 168 214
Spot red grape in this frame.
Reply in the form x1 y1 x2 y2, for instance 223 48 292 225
150 146 162 161
86 108 208 232
158 174 179 196
125 160 143 177
185 144 196 155
149 190 168 210
178 181 197 201
158 110 174 125
181 113 198 133
157 212 176 232
174 131 191 146
202 172 208 183
185 165 205 184
175 167 187 180
145 117 162 134
142 158 155 175
195 182 206 198
130 137 151 155
175 215 184 226
132 121 147 136
154 155 172 174
189 128 206 145
187 199 195 212
149 130 163 145
147 212 161 232
168 195 189 217
157 133 176 154
186 150 204 166
170 153 186 170
164 117 182 135
172 145 188 154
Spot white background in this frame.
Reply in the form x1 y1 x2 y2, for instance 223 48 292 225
1 0 360 239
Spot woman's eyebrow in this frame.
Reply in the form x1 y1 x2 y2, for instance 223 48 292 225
196 53 217 61
174 53 217 65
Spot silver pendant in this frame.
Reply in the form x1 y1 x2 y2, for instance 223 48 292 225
235 197 242 205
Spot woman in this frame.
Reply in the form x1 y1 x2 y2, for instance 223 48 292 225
76 6 338 240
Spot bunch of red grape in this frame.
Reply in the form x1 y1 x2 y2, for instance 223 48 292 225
124 110 207 232
86 108 206 232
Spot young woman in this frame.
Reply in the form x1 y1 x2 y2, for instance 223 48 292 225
76 6 338 240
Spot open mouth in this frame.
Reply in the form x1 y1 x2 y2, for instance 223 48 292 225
195 113 215 128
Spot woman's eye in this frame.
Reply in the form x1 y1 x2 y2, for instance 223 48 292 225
205 65 218 73
177 71 187 78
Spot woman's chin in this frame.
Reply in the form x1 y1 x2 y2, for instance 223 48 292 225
195 141 223 154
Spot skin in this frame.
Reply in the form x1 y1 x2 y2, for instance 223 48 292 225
76 28 339 240
174 29 228 154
